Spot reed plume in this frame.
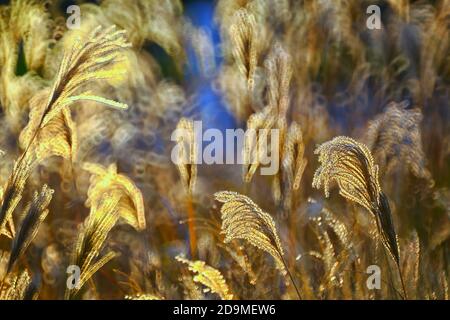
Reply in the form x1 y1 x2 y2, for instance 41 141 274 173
366 101 434 187
243 105 276 182
19 25 130 157
65 164 145 299
19 89 78 163
221 244 257 285
65 162 146 299
265 43 292 118
102 0 185 58
176 255 233 300
214 191 301 299
83 162 146 231
229 9 259 93
312 136 407 298
243 44 292 183
1 25 130 238
65 194 120 300
0 0 447 301
218 5 270 121
415 0 449 101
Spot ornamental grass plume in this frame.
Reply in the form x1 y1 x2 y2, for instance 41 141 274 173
214 190 302 299
312 136 407 298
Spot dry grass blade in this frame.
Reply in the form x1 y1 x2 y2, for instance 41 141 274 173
402 231 420 298
375 192 400 266
312 136 406 298
65 194 120 300
176 255 233 300
7 184 53 273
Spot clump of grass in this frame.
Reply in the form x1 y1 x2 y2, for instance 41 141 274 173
0 0 448 301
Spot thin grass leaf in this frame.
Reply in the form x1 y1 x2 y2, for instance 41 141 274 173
66 94 128 110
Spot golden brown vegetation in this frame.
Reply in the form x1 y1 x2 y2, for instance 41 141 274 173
0 0 448 300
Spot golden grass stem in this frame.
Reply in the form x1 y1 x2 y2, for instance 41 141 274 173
380 244 406 300
186 194 197 259
397 263 408 300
